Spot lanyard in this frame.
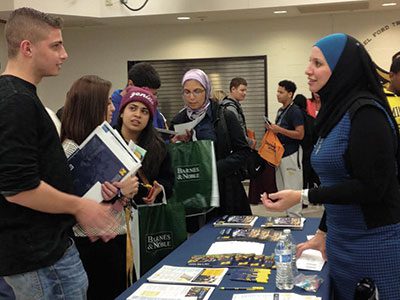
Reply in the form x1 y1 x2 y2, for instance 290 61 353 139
276 102 294 125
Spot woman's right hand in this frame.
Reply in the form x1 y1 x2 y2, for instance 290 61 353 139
261 190 301 212
113 175 139 206
101 181 119 201
171 129 192 143
296 231 327 261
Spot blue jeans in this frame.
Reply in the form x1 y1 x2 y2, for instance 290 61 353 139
4 239 88 300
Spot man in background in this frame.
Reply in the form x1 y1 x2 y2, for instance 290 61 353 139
221 77 256 148
385 57 400 131
111 62 167 129
0 7 116 299
266 80 304 217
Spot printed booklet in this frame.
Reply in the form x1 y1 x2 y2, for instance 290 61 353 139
147 265 228 286
67 121 141 202
217 227 282 242
187 254 274 269
127 283 214 300
213 215 258 228
261 217 305 230
230 267 271 283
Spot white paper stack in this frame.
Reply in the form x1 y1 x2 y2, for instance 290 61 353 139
206 241 265 255
296 235 326 271
232 293 321 300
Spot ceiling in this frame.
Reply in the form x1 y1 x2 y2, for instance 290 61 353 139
0 0 398 28
64 0 399 28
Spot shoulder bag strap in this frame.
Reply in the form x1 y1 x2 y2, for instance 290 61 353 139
219 105 232 152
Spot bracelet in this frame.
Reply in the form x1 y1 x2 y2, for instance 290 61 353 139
315 229 327 237
118 189 130 200
300 189 309 205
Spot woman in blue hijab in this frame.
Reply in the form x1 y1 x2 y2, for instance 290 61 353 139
262 33 400 299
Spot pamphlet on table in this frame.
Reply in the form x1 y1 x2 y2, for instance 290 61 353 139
230 268 271 283
295 235 326 271
217 227 282 242
206 241 265 255
147 265 228 286
187 254 274 269
127 283 214 300
213 215 258 228
261 217 306 230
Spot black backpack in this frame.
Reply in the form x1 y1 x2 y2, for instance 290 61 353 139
300 109 316 153
218 103 265 180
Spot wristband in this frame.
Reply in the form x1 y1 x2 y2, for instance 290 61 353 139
315 229 327 237
300 189 309 205
118 189 130 200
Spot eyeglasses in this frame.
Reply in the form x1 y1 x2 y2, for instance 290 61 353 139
182 88 205 97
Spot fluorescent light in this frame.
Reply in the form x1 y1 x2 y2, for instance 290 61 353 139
382 2 397 6
274 10 287 14
177 16 191 20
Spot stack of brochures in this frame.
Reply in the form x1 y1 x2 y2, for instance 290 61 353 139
206 241 264 255
295 235 326 271
217 227 282 242
296 249 325 272
127 283 214 300
261 217 306 230
187 254 274 269
128 265 225 299
128 265 222 300
230 268 271 283
213 215 258 228
67 121 141 202
147 265 228 286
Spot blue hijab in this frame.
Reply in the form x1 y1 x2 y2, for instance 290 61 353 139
313 33 392 138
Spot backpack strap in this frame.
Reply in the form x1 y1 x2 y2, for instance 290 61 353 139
218 104 232 152
220 99 247 132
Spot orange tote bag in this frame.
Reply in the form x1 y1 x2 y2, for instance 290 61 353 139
258 130 284 166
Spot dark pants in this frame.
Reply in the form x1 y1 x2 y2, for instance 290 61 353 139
74 234 135 300
248 163 277 204
0 277 15 300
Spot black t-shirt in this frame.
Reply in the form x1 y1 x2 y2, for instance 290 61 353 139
275 103 304 157
0 75 75 275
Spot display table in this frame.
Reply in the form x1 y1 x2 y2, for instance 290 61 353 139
117 217 329 299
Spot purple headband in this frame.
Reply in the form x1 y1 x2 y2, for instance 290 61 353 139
181 69 211 99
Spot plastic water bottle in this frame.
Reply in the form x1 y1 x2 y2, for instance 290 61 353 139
283 229 299 277
275 231 294 290
354 278 379 300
